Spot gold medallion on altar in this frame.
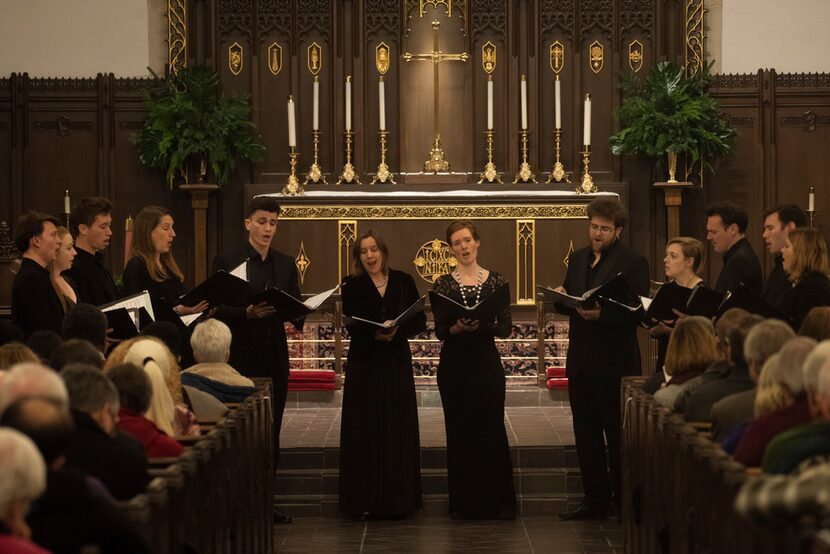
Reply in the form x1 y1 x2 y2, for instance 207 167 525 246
628 40 644 72
228 42 244 76
267 42 282 76
589 40 603 73
376 42 390 75
307 42 322 75
550 40 564 74
413 239 457 283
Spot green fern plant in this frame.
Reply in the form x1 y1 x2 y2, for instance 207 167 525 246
609 61 736 170
134 66 265 188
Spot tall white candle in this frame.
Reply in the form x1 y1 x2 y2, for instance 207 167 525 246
287 96 296 147
487 77 494 130
312 77 319 131
520 75 528 130
345 76 352 131
554 76 562 129
809 189 816 211
583 94 592 146
64 191 71 214
378 77 386 131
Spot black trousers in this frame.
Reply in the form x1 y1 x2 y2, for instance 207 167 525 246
568 376 622 509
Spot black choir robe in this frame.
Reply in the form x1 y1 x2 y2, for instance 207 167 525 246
12 258 65 338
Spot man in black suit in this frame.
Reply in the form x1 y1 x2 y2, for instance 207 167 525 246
704 201 763 295
761 204 808 307
211 196 303 523
556 198 650 521
65 196 118 306
11 211 64 338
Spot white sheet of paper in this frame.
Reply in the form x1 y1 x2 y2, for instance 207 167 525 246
640 296 653 311
179 313 202 326
303 285 339 309
101 290 155 322
229 260 248 281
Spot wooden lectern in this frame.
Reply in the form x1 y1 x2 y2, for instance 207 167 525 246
180 184 219 284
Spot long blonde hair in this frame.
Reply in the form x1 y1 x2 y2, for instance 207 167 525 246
787 227 830 283
105 336 183 405
50 226 73 315
121 338 178 436
130 206 184 283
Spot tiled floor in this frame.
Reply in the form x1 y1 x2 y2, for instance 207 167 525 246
274 515 623 553
280 406 576 449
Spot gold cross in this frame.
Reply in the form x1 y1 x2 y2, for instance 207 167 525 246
403 21 468 173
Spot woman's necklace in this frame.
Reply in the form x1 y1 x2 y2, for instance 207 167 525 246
455 266 484 307
373 275 388 289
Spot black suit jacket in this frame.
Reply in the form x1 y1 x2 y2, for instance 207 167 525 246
64 247 119 306
11 258 65 338
211 245 303 378
715 237 762 295
561 240 650 380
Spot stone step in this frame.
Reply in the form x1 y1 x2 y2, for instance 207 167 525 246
284 387 570 409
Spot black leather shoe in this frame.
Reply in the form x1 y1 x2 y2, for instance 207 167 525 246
273 509 293 524
558 502 609 521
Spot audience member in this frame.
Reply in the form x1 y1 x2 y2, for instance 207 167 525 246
108 363 184 458
0 320 24 348
761 204 808 307
800 341 830 416
50 226 78 318
0 396 150 553
799 306 830 342
25 330 63 365
61 365 149 500
11 211 64 338
732 338 815 466
704 201 762 294
65 196 119 305
48 338 104 371
0 363 68 415
61 303 107 353
0 343 39 371
653 317 719 409
0 428 47 553
780 227 830 330
711 319 795 440
184 319 255 396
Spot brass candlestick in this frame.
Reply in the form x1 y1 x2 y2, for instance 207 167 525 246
478 129 502 184
282 146 304 195
337 130 360 185
513 130 537 183
371 130 395 184
545 128 569 183
577 145 597 194
304 130 327 185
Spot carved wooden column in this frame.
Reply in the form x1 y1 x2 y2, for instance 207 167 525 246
179 184 219 284
653 181 694 242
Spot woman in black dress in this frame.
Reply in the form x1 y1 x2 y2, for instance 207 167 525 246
339 230 426 518
122 206 207 354
433 220 516 520
781 227 830 329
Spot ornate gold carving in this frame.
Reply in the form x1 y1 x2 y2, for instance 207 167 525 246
295 242 311 285
307 42 322 75
338 221 357 282
482 41 496 74
628 40 644 72
549 41 564 74
685 0 704 76
589 41 603 73
420 0 451 18
563 240 575 268
376 42 391 75
267 42 283 76
167 0 188 75
279 204 588 220
516 220 536 305
413 239 457 283
229 42 244 76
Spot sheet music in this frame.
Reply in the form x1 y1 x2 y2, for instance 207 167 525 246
229 260 248 281
179 313 203 326
303 285 339 309
640 296 653 310
100 290 155 322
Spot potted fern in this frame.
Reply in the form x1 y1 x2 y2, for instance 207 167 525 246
134 65 265 188
609 61 736 182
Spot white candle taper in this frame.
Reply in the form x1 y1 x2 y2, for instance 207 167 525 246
809 188 816 211
487 77 494 130
64 191 71 214
378 76 386 131
345 76 352 131
583 94 591 146
520 75 528 130
287 96 296 147
554 76 562 129
312 77 319 131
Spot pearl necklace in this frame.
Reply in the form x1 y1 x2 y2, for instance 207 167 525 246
455 267 484 307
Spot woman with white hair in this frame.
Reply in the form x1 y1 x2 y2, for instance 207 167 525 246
0 427 48 552
184 319 254 389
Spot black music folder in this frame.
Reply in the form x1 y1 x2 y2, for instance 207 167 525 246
684 285 725 318
103 308 140 340
716 283 790 322
428 282 510 322
344 295 427 328
177 270 249 308
641 281 694 322
247 285 339 322
538 272 626 310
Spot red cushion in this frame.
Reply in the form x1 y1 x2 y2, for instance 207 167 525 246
288 370 336 382
287 381 337 391
546 366 566 379
546 377 569 390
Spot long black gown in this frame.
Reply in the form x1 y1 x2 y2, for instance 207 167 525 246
433 271 516 519
339 269 426 517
